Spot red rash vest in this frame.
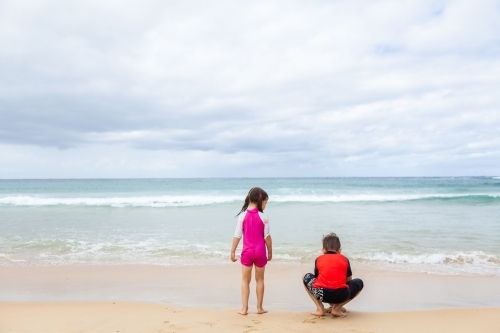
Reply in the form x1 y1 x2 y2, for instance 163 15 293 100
312 251 352 290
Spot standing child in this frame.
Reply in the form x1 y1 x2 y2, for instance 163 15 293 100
231 187 273 315
303 232 363 317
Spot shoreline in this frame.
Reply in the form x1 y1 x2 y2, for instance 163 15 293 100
1 302 500 333
2 264 500 312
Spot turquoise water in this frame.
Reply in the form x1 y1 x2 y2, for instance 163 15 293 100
1 178 499 275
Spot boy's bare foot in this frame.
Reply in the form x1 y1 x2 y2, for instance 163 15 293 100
325 306 346 313
238 309 248 315
257 308 268 314
331 311 347 317
331 306 347 318
311 309 325 316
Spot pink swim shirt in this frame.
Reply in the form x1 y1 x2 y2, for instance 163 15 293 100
234 208 270 267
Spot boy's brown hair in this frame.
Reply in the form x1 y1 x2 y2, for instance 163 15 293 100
322 232 341 252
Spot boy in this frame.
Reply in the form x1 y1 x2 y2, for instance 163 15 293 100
302 232 363 317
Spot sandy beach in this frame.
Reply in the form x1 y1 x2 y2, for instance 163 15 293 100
1 264 500 332
2 302 500 333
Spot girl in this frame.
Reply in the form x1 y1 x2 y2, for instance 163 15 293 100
230 187 273 315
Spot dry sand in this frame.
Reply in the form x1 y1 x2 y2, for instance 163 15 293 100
1 302 500 333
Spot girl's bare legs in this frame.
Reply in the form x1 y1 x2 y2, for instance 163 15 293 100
302 275 325 316
255 266 267 314
239 265 252 315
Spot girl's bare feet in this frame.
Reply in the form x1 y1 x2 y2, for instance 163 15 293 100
257 308 268 314
238 308 248 315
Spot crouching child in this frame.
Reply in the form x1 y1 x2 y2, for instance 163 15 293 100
303 232 363 317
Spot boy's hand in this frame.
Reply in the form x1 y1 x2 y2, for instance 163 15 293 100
231 252 237 262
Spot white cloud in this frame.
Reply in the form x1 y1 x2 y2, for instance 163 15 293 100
0 0 499 177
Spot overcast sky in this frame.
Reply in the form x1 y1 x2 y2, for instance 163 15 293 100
1 0 499 178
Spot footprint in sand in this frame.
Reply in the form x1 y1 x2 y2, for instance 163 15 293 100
302 317 325 324
243 329 259 333
200 322 216 327
302 318 317 324
252 319 261 324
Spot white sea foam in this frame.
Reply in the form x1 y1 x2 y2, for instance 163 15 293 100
272 193 500 203
352 251 499 265
350 251 500 275
0 193 499 207
0 195 241 207
2 238 499 276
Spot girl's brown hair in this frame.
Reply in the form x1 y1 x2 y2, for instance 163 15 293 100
236 187 269 216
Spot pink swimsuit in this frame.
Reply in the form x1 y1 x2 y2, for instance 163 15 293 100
234 208 270 268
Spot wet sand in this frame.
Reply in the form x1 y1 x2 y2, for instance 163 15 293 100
1 264 500 311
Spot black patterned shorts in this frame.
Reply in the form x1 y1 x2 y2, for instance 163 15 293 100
303 273 325 301
303 273 362 304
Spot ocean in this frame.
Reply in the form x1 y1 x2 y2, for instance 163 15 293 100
1 177 499 276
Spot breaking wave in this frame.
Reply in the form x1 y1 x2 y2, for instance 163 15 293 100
1 193 499 207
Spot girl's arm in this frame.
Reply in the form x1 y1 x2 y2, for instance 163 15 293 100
231 237 240 262
259 212 272 261
265 235 272 261
231 213 245 262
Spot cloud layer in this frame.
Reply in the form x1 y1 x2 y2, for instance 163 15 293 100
1 0 499 177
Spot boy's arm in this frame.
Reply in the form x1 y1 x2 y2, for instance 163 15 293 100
265 235 272 261
346 258 353 282
230 237 240 262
